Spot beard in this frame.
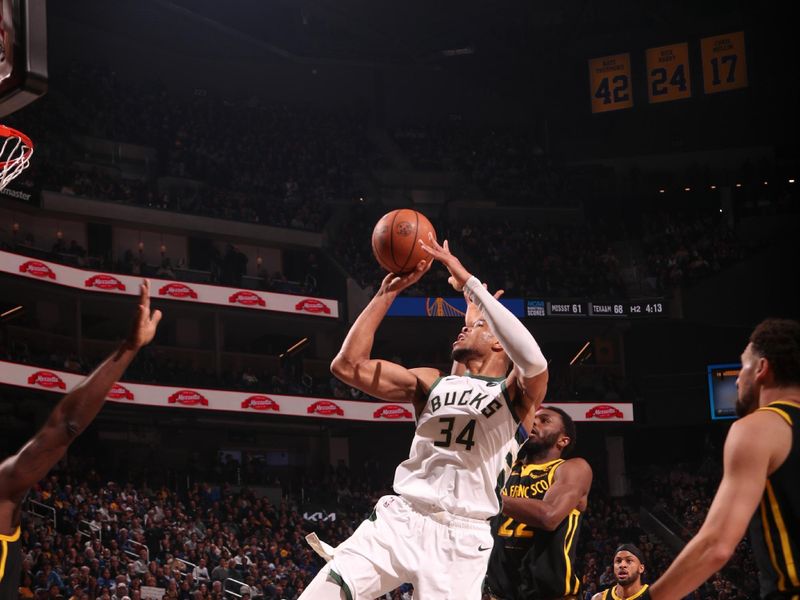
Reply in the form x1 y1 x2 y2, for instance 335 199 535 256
519 430 561 460
452 346 477 363
736 382 759 417
616 573 640 586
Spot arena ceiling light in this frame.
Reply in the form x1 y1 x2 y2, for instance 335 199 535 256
0 305 23 321
440 46 475 57
280 337 309 358
569 341 591 366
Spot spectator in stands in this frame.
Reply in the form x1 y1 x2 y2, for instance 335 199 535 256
209 558 231 583
192 559 209 584
233 548 253 572
132 550 148 576
111 582 128 600
156 258 175 279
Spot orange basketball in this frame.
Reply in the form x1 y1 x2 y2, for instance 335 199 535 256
371 209 437 274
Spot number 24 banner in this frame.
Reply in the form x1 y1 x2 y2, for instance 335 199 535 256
588 53 633 113
646 42 691 103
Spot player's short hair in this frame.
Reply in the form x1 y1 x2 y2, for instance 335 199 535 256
749 319 800 387
542 405 576 457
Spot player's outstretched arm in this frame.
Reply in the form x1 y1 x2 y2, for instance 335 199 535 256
501 458 592 531
649 411 789 600
0 280 162 506
331 261 440 408
420 235 548 419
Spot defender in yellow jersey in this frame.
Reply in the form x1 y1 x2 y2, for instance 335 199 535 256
486 406 593 600
592 545 650 600
0 281 162 600
650 319 800 600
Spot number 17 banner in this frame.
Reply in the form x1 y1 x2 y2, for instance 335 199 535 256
588 53 633 113
646 42 691 103
701 31 748 94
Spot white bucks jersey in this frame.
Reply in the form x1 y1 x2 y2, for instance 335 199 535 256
393 374 525 520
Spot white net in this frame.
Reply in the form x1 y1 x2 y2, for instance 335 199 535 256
0 126 33 191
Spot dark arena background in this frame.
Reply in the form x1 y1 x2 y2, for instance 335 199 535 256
0 0 798 599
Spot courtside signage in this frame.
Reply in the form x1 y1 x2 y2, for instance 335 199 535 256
0 360 634 423
0 250 338 318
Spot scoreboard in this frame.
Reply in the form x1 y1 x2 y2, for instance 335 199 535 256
526 300 666 318
387 297 667 319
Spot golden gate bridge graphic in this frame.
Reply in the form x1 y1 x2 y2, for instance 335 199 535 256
425 297 466 317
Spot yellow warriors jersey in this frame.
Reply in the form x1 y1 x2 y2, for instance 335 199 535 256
749 400 800 599
393 374 520 520
0 527 22 600
597 584 650 599
486 458 583 600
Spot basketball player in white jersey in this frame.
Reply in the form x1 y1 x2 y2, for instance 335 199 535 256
300 235 548 600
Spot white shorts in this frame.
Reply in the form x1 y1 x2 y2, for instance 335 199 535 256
312 495 494 600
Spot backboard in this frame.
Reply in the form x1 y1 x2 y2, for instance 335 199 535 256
0 0 47 118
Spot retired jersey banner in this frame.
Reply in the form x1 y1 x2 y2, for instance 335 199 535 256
0 360 634 423
646 42 692 103
588 53 634 113
701 31 748 94
0 250 338 318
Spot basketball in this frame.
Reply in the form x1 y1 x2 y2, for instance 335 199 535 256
371 209 437 274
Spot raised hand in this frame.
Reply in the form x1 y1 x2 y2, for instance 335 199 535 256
379 259 433 295
126 279 163 349
418 233 472 291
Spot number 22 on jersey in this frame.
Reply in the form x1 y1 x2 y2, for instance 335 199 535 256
497 516 534 538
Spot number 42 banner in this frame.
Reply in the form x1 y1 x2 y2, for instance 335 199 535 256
588 53 633 113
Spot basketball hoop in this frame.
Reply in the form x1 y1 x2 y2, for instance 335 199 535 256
0 124 33 191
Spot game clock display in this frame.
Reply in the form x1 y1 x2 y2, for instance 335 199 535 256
527 300 667 318
626 301 666 316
